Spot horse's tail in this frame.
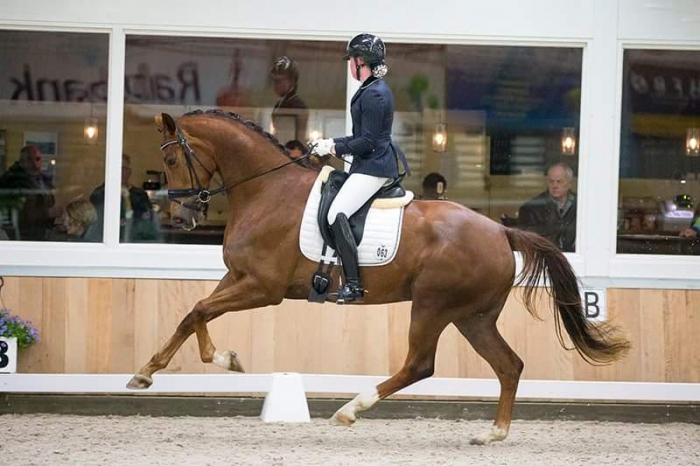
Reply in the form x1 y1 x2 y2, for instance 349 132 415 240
504 228 630 364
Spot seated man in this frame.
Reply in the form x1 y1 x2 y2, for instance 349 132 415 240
518 162 577 252
0 145 62 241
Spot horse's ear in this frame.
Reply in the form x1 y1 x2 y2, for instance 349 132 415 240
158 112 177 135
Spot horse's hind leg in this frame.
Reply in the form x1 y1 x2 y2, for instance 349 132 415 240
127 273 272 389
453 302 523 445
331 307 449 426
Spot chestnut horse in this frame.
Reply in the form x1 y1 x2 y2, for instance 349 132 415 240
127 110 629 445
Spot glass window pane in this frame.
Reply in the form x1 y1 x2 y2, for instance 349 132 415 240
0 30 109 242
122 36 346 244
384 44 582 252
617 49 700 255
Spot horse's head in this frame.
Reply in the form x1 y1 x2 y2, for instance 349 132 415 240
156 112 217 230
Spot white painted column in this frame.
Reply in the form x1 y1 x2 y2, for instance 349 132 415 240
578 0 620 278
103 27 126 247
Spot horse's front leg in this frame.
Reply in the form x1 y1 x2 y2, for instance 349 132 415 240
126 273 279 390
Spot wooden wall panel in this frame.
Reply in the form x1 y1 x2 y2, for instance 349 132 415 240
3 276 699 383
132 279 160 374
64 278 89 373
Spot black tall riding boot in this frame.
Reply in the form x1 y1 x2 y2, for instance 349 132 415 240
331 213 364 304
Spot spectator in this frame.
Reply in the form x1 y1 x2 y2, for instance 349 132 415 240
270 56 308 143
90 153 160 242
285 139 323 170
518 162 577 252
419 172 448 200
0 145 62 241
285 139 307 159
680 202 700 238
63 199 101 241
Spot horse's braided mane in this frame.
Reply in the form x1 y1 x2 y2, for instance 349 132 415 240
182 109 319 171
183 109 290 155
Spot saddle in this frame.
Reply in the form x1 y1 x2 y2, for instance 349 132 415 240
317 170 407 250
306 166 413 303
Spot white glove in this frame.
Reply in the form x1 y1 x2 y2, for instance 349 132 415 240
312 138 335 157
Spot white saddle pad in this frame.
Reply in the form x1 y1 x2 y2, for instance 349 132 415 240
299 169 411 266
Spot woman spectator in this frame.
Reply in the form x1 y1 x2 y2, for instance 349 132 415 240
52 199 99 242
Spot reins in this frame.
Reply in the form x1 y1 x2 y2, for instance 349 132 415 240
161 126 316 208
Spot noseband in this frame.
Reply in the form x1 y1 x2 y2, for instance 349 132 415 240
160 125 315 213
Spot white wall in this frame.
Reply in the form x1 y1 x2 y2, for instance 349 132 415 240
2 0 594 39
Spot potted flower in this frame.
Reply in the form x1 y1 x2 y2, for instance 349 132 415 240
0 308 39 373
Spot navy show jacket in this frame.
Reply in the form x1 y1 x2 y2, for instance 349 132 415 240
333 76 411 178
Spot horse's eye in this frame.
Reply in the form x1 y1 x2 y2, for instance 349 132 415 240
166 158 177 167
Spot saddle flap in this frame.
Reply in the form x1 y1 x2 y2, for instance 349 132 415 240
300 169 406 267
316 168 411 248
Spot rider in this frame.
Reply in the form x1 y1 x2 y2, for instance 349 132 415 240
270 56 308 143
313 33 410 304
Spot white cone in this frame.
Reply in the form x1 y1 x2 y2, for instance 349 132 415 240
260 372 310 423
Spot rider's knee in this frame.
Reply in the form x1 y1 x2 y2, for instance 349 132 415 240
327 209 338 225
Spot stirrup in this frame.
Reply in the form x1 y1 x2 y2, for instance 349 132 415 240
336 284 364 304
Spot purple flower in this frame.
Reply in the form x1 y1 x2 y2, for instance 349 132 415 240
0 308 40 347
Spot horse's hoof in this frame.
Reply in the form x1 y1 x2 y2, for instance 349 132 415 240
329 410 355 427
469 426 508 446
126 374 153 390
214 350 245 373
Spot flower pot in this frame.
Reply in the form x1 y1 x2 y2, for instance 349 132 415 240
0 337 17 373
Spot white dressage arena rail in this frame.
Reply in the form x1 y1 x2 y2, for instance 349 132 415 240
1 374 699 402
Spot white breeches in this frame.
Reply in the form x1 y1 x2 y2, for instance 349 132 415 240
327 173 391 225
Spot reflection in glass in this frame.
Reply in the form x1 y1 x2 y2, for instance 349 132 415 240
122 36 347 245
0 30 109 242
687 128 700 156
618 50 700 255
561 127 576 155
432 123 447 152
384 44 582 252
84 116 99 142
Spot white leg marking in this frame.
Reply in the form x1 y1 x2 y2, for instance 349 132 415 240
213 350 231 369
330 388 379 426
470 425 509 446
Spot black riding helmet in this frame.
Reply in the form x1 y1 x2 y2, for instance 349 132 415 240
270 56 299 82
343 33 386 65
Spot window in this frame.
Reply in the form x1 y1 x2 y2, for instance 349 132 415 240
0 30 109 242
383 44 582 252
617 49 700 255
121 36 347 245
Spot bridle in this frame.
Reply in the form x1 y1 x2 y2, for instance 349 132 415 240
160 125 315 212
